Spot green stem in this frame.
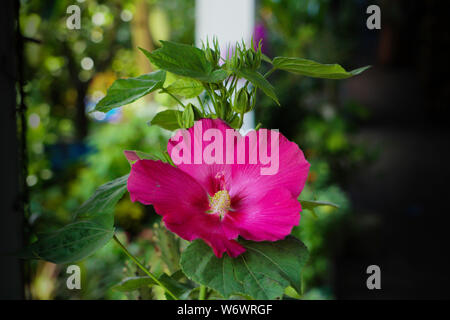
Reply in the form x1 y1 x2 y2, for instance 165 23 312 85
204 86 219 115
230 76 238 94
161 88 186 109
113 234 178 300
197 96 205 114
264 67 276 78
238 110 244 129
199 285 206 300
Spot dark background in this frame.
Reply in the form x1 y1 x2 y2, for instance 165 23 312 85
336 0 450 299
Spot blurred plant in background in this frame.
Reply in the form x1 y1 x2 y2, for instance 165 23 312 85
21 0 371 299
21 0 195 299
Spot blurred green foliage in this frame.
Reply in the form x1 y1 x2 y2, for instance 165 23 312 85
21 0 195 299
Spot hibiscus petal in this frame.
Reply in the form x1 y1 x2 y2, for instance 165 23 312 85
229 131 310 200
227 187 302 242
165 217 245 258
167 118 233 195
167 119 310 199
127 159 245 257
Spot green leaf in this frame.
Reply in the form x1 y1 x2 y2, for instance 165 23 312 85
94 70 166 112
19 221 114 264
112 273 193 299
261 53 272 64
19 176 129 264
73 175 128 226
158 273 193 300
235 68 279 105
300 199 339 212
209 69 228 83
272 57 371 79
149 109 183 131
180 236 309 299
166 78 204 98
140 42 227 83
124 150 167 164
112 276 156 292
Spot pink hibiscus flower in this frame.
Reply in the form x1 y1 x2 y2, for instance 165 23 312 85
127 119 310 258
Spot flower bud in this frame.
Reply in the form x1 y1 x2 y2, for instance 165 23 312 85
245 50 254 67
245 48 261 70
205 48 219 66
232 88 251 114
181 104 195 128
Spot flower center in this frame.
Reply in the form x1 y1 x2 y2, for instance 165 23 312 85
210 190 231 218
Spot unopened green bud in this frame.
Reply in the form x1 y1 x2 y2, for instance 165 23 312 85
205 48 219 66
245 48 261 70
232 88 251 113
182 104 195 128
245 50 255 68
253 48 261 69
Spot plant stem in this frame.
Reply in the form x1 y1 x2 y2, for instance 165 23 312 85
238 110 244 129
204 86 219 115
197 96 205 114
160 88 186 109
264 67 276 78
113 234 178 300
199 285 206 300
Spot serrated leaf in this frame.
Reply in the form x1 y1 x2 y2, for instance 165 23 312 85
166 78 204 98
235 68 279 105
73 175 128 226
140 42 227 83
149 109 183 131
94 70 166 112
19 175 129 264
19 221 114 264
180 236 309 300
273 57 371 79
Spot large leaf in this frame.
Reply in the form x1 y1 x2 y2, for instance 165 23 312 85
19 221 114 264
149 109 182 131
74 175 128 226
140 42 227 83
180 236 309 300
94 70 166 112
20 176 128 264
272 57 371 79
166 78 204 98
235 68 279 105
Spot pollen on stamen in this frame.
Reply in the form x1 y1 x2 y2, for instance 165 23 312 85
209 190 231 218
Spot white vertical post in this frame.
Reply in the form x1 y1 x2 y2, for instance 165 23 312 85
195 0 255 132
